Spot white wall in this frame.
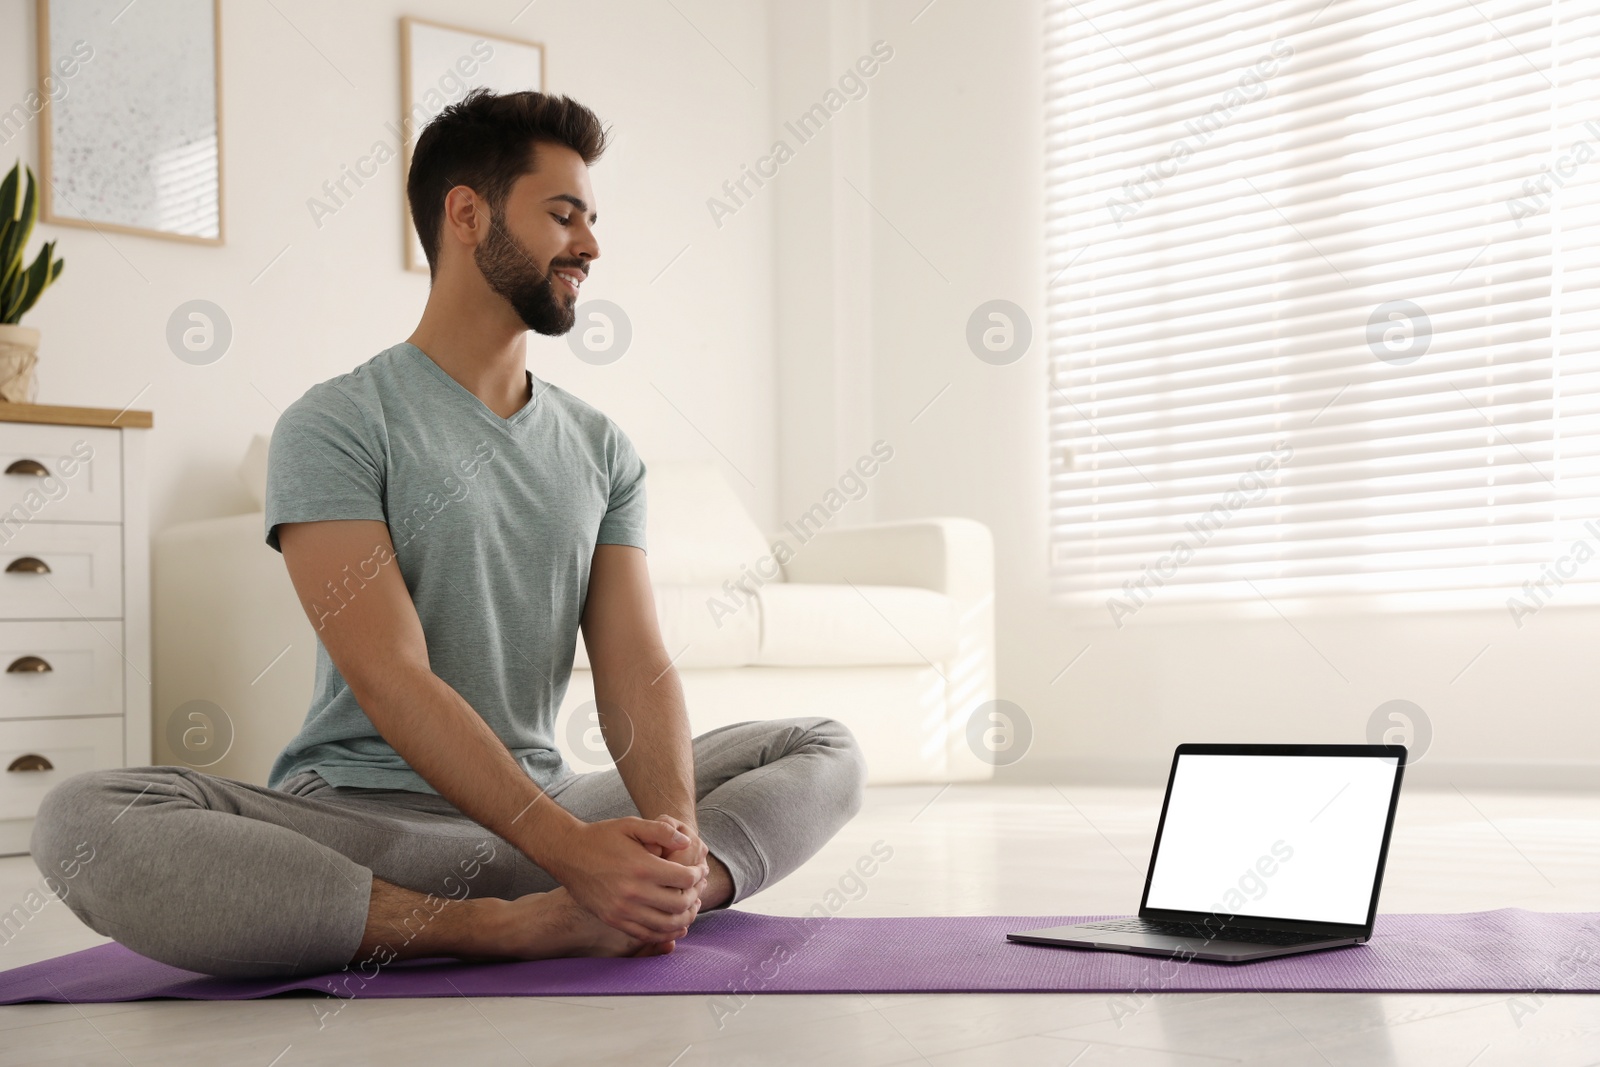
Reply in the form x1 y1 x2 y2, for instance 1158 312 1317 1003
766 1 879 525
847 0 1600 788
0 0 779 532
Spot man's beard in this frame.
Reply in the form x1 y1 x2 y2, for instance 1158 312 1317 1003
475 211 578 336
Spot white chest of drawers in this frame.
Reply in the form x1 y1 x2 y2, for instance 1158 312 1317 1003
0 403 151 856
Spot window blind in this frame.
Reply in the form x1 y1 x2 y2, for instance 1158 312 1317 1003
1045 0 1600 621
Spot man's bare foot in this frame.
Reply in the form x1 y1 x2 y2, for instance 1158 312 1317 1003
491 886 683 961
701 853 734 910
353 876 687 966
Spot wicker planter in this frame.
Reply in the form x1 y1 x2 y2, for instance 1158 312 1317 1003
0 324 40 403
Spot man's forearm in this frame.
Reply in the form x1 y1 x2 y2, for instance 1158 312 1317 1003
595 659 697 832
351 662 582 866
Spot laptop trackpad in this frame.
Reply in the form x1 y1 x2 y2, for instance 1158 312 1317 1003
1097 932 1209 950
1074 931 1216 952
1012 925 1202 949
1013 925 1261 954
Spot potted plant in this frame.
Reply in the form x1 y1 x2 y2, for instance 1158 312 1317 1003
0 161 66 403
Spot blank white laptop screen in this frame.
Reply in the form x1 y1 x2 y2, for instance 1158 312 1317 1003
1144 754 1400 926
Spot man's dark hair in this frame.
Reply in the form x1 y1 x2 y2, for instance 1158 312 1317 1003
406 88 608 277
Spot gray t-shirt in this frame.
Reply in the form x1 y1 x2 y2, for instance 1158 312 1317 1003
263 341 648 795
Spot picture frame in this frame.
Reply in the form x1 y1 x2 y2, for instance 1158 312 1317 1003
35 0 224 245
400 17 545 274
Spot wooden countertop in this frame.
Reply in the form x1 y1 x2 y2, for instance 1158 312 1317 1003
0 401 153 429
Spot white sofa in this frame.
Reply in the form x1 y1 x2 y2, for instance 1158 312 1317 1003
151 437 996 786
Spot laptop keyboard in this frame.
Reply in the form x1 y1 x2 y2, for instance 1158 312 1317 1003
1079 918 1331 946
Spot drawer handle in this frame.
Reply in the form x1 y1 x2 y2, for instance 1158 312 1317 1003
5 557 50 575
4 459 49 477
6 754 53 772
6 655 51 673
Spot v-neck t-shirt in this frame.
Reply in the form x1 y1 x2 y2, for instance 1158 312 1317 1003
261 341 648 795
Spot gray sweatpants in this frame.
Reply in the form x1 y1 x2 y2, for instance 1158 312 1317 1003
28 716 866 978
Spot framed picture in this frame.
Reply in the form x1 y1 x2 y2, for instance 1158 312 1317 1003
400 17 545 273
35 0 224 245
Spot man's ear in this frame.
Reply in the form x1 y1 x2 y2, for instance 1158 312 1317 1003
441 185 488 250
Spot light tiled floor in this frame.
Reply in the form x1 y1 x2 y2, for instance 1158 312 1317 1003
1 783 1597 1066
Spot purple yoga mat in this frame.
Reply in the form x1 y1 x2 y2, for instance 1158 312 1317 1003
2 909 1597 1004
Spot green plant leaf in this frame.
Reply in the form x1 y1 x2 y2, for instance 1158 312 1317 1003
0 163 18 224
1 167 40 301
5 240 54 323
0 163 23 298
0 165 62 325
0 259 17 320
18 168 37 242
1 271 25 323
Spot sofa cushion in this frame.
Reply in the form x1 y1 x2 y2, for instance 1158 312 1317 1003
574 583 760 670
643 461 771 585
756 583 960 666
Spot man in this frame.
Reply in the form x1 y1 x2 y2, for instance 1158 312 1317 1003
29 88 866 978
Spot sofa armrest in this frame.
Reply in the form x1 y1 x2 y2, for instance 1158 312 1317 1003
778 517 993 606
153 511 316 785
779 518 997 780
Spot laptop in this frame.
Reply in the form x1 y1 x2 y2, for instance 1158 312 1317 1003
1008 743 1407 962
